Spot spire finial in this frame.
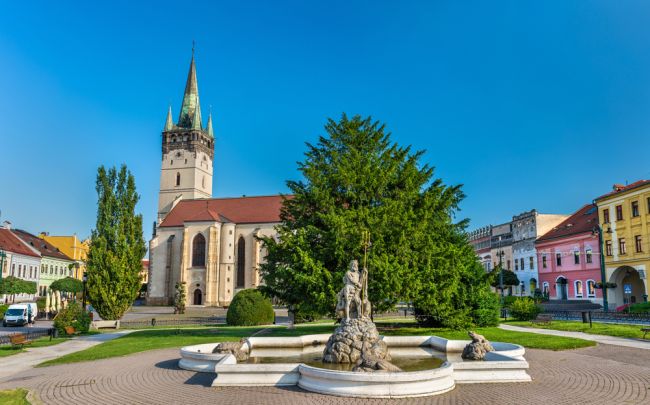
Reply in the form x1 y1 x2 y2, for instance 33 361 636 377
192 40 195 56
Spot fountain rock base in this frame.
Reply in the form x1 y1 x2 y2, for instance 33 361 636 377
323 318 390 364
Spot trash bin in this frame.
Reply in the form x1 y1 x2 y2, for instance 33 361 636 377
581 311 591 324
500 308 508 319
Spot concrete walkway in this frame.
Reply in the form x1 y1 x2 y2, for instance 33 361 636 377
499 323 650 350
0 330 133 381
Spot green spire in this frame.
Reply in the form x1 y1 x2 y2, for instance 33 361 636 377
191 100 202 130
177 51 202 128
164 105 174 131
206 112 214 137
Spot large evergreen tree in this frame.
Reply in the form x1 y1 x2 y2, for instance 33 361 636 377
86 165 146 320
259 114 496 327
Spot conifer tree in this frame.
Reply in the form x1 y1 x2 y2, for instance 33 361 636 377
86 165 146 319
259 114 496 327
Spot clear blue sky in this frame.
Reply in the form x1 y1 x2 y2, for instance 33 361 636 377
1 1 650 239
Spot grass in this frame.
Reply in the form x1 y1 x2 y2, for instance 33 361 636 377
0 336 71 358
38 320 595 367
0 388 30 405
508 320 649 339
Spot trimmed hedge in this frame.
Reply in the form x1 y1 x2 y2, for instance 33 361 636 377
510 297 542 321
226 289 274 326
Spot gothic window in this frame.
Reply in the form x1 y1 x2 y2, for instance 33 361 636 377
236 236 245 288
192 234 206 267
176 173 181 186
202 176 205 189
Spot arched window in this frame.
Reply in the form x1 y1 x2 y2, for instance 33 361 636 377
574 280 583 298
236 236 245 288
176 172 181 186
586 280 596 298
192 234 206 267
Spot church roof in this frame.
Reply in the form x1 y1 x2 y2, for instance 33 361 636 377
159 195 287 227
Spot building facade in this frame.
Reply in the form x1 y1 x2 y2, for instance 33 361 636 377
0 226 41 303
536 205 603 304
40 234 88 279
468 226 492 271
14 230 75 297
148 52 284 307
490 222 513 272
595 181 650 310
511 210 568 296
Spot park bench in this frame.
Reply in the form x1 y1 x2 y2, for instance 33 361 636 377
9 333 33 349
531 313 553 325
64 326 81 336
642 328 650 339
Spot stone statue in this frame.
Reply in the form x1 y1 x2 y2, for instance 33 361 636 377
461 331 494 361
336 260 367 319
212 340 249 361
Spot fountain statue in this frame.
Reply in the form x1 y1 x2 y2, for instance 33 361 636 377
323 255 400 372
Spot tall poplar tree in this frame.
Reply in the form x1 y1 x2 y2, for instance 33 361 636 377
259 114 497 327
86 165 146 320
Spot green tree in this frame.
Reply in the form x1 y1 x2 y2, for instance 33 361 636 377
50 277 84 295
173 282 186 314
0 276 37 303
86 165 146 320
490 267 519 288
259 114 492 327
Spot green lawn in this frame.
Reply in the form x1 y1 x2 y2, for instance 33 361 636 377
0 389 30 405
508 320 649 339
39 320 594 367
0 336 71 358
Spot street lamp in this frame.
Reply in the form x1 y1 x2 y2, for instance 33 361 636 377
592 224 612 312
0 249 6 282
82 271 88 310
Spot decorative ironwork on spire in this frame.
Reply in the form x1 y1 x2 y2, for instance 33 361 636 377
177 49 202 129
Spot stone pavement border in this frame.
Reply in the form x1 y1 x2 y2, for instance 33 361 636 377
499 323 650 350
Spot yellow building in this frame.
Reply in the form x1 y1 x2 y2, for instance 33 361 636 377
595 180 650 310
39 234 89 280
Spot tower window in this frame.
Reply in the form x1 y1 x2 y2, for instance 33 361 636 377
170 160 173 165
176 173 181 186
202 176 205 189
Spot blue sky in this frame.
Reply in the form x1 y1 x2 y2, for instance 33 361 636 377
1 1 650 239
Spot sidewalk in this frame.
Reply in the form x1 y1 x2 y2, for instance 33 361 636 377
0 330 133 381
499 323 650 350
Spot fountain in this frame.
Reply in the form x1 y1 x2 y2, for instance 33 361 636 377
178 257 531 398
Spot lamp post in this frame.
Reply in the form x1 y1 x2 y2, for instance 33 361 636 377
82 271 88 310
0 249 5 282
496 236 505 306
592 224 611 312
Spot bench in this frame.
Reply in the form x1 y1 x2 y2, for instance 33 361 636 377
531 313 553 325
642 328 650 339
9 333 33 349
64 326 81 336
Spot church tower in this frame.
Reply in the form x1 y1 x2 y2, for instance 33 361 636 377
157 51 215 223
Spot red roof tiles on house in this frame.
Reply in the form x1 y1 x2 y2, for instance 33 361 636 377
595 180 650 201
13 229 73 261
536 204 598 243
159 195 287 227
0 228 40 258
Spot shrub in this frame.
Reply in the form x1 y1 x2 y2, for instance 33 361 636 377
510 297 542 321
0 304 8 320
471 290 500 327
226 289 274 326
36 297 46 310
501 295 519 308
629 302 650 313
173 282 186 314
53 301 91 334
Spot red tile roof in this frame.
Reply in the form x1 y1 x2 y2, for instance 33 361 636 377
595 180 650 201
159 195 288 227
0 228 40 258
536 204 598 243
13 229 73 261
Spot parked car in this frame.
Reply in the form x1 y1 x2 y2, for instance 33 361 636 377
2 303 38 327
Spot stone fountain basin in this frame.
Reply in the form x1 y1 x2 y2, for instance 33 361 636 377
178 334 530 398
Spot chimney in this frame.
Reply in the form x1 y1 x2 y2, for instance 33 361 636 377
612 184 625 192
2 221 11 230
40 231 50 237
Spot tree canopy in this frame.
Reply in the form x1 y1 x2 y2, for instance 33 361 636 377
86 165 146 319
50 277 83 294
259 114 496 328
490 268 520 287
0 276 37 301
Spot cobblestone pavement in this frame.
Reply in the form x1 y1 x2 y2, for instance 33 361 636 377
1 344 649 405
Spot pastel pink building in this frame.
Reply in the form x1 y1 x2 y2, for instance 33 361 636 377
535 204 603 305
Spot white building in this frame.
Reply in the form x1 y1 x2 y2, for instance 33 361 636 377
147 52 283 307
0 225 41 303
511 210 568 296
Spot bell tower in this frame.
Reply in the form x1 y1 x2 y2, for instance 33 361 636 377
157 50 215 223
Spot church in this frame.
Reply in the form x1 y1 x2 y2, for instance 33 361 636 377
147 52 284 306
